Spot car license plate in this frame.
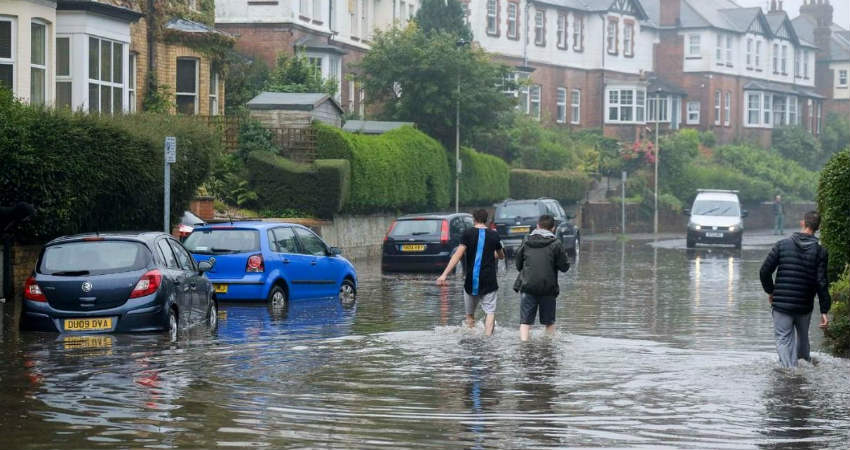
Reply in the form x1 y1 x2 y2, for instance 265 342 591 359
64 317 112 331
214 284 228 294
63 335 113 350
400 244 426 252
706 232 724 238
511 226 530 234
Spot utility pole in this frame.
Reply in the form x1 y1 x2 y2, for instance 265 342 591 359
455 39 469 213
653 90 661 235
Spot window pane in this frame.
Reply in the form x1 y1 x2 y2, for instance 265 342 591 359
128 54 136 87
0 21 11 59
56 37 70 76
30 68 44 105
209 70 217 95
128 90 136 113
0 64 11 89
31 23 45 66
89 82 98 112
176 94 196 114
56 81 72 109
113 42 122 84
176 59 196 93
101 40 111 82
89 37 99 80
113 86 122 113
101 85 111 113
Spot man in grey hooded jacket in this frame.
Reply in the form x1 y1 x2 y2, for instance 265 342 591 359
515 215 570 341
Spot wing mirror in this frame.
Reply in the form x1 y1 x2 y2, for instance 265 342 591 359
683 208 691 216
329 246 342 256
741 209 749 218
198 260 214 273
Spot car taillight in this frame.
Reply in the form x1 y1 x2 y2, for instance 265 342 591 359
384 221 397 242
24 276 47 302
440 220 449 245
246 254 264 272
489 222 496 231
130 270 162 298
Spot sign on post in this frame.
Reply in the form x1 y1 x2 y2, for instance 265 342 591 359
164 137 176 233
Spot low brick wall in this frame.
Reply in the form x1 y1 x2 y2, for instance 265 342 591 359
316 214 396 261
3 243 40 332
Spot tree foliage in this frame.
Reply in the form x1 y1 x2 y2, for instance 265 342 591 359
414 0 472 41
820 113 850 165
265 51 337 97
772 126 823 170
224 51 269 114
818 149 850 281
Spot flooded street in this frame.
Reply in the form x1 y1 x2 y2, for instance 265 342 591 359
1 235 848 449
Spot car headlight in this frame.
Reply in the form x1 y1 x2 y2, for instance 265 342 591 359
728 225 736 232
691 224 701 231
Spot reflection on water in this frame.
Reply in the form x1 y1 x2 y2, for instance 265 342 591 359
1 238 849 449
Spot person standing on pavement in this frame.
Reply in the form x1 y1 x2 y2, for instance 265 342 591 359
773 195 785 235
437 209 505 336
515 215 570 342
759 211 831 368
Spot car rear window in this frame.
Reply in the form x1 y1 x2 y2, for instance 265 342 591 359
496 203 539 219
183 229 260 254
390 220 442 236
39 240 150 276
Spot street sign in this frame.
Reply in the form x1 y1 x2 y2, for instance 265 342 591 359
164 136 177 164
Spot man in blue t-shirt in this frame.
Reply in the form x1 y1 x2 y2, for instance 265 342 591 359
437 209 505 336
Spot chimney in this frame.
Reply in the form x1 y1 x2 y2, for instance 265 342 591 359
800 0 833 27
659 0 681 27
770 0 777 12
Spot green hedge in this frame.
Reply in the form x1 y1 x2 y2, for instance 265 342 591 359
818 149 850 281
682 164 774 204
315 123 451 212
448 147 510 205
509 169 590 204
824 269 849 358
714 145 818 200
246 151 350 219
0 90 219 243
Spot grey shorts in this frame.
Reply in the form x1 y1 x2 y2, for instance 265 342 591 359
464 291 498 315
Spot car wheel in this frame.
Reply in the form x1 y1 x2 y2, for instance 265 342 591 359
339 279 356 307
268 285 288 307
686 236 696 249
207 301 218 330
167 307 178 342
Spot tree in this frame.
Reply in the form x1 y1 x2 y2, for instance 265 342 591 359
820 113 850 166
265 51 337 97
224 50 269 114
414 0 472 41
355 26 514 148
772 126 823 171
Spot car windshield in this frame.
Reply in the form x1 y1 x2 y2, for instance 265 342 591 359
184 229 260 254
692 200 740 217
39 240 150 276
497 203 539 219
391 220 442 236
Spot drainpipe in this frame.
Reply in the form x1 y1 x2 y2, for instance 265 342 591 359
523 0 530 66
600 13 606 129
146 0 157 86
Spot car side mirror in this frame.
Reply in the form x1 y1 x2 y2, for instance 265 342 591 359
329 246 342 256
683 208 691 216
741 210 749 218
198 260 214 273
566 214 576 220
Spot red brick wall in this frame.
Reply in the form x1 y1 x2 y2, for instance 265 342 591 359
190 197 215 221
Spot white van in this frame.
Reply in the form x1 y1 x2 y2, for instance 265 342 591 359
685 189 747 249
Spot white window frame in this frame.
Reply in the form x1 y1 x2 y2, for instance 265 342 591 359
55 35 72 109
789 96 798 125
795 49 801 78
128 53 136 112
773 95 787 127
360 0 368 40
647 94 669 123
30 20 47 106
755 40 762 68
209 68 218 116
763 93 772 125
725 34 733 67
816 102 822 134
534 9 545 46
724 91 731 126
773 43 779 73
88 36 124 114
715 34 723 65
839 69 848 87
572 14 584 51
507 3 518 39
606 18 617 55
746 92 762 127
688 34 700 58
781 44 787 74
570 89 580 124
312 0 322 21
557 13 567 49
529 84 541 120
623 22 633 57
175 57 199 115
803 50 809 78
746 38 753 69
714 90 721 126
486 0 497 35
606 87 646 124
0 16 16 94
556 87 566 123
350 0 359 37
300 0 309 18
686 101 700 125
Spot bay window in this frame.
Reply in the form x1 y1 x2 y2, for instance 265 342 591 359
570 89 580 124
56 36 71 109
686 101 700 124
606 87 646 124
176 57 198 115
773 95 786 126
88 36 124 114
1 17 14 92
763 94 771 125
747 92 761 126
556 87 566 123
30 21 46 106
647 94 669 122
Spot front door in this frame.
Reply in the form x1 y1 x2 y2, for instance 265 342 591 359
293 227 336 298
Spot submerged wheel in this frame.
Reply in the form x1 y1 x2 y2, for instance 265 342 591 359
339 279 356 307
207 301 218 330
268 285 288 307
167 307 178 342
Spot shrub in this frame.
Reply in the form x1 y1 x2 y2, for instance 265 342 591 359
236 117 276 162
820 113 850 165
698 130 716 148
824 268 850 358
448 147 510 205
660 129 700 197
714 145 818 200
509 169 591 204
683 164 774 204
817 149 850 281
0 91 219 242
315 123 451 212
246 151 350 218
772 126 823 170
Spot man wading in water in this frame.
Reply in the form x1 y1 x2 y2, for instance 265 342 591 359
437 209 505 336
760 211 831 368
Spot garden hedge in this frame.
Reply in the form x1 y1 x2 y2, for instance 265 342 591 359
448 147 510 205
817 149 850 281
246 151 350 219
315 123 451 212
0 90 219 243
682 164 774 204
714 145 818 200
509 169 590 204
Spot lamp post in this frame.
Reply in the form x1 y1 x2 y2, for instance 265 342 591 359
455 38 469 213
653 88 662 236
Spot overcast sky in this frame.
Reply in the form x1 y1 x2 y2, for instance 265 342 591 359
734 0 850 29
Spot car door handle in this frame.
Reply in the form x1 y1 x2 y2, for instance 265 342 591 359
311 260 317 266
282 258 291 264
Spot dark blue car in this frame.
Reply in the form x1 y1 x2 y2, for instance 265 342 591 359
183 222 357 306
21 232 217 340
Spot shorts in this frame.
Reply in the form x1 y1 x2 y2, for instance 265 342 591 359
464 291 498 315
520 293 556 325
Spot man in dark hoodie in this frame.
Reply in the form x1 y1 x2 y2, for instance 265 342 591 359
515 215 570 341
760 210 831 368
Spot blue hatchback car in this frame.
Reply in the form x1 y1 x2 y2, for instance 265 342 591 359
183 222 357 306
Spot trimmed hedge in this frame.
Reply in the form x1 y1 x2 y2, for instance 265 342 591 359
246 151 350 219
817 149 850 281
0 90 219 243
315 123 451 212
509 169 590 204
824 269 850 358
714 145 818 200
682 164 774 204
448 147 510 205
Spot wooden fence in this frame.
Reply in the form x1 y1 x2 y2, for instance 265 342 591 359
196 116 317 162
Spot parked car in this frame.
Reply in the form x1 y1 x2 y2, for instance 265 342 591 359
492 198 580 257
21 232 217 340
183 221 357 306
685 189 747 249
381 213 474 272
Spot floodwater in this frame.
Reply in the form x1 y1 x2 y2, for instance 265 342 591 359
1 235 848 449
